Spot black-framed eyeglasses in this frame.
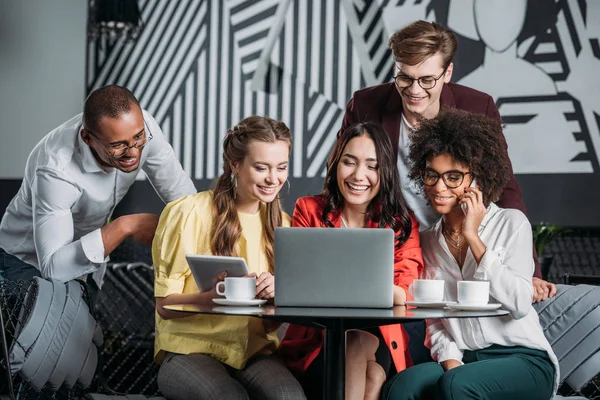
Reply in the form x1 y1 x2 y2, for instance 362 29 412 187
394 65 448 90
421 169 472 189
87 123 153 159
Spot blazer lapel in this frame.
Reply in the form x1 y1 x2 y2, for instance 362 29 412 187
327 211 343 228
366 218 381 229
440 84 456 109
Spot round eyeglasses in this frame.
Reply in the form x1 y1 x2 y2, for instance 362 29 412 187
421 169 472 189
88 130 153 159
394 65 448 90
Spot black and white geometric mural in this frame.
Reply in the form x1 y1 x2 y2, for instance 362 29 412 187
87 0 600 226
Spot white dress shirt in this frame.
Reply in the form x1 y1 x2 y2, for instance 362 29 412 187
0 110 196 285
396 115 439 230
420 203 559 392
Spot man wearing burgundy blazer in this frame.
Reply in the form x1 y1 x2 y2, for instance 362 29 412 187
340 20 555 302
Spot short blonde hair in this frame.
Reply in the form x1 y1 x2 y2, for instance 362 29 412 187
388 20 457 67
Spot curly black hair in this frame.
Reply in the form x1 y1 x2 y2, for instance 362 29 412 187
408 108 511 205
321 122 413 248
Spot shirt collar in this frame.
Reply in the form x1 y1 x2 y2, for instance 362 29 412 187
77 125 114 174
401 113 416 131
479 202 499 229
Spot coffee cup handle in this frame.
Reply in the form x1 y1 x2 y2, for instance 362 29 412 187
216 281 226 296
408 283 414 296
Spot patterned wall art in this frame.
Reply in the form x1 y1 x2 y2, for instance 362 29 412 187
87 0 600 226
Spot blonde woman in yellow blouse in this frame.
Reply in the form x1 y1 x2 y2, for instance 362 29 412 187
152 116 305 400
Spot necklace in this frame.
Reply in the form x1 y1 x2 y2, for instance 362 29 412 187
442 222 466 266
442 223 464 248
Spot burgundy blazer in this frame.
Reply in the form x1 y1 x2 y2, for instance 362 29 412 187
340 82 541 278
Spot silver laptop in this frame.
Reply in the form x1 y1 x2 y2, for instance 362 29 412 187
274 227 394 308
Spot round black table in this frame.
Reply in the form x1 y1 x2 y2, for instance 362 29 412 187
164 304 509 400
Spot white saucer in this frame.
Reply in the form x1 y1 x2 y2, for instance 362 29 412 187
406 301 457 308
446 303 502 311
213 298 267 306
213 306 265 314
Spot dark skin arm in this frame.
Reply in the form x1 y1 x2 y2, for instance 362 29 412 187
101 213 159 257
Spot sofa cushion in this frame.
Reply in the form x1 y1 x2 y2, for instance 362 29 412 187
533 284 600 391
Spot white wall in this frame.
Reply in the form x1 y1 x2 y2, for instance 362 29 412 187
0 0 86 178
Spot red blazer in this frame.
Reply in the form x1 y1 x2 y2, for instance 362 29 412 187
340 82 541 278
278 196 424 376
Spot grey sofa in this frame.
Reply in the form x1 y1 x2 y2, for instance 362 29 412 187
534 284 600 399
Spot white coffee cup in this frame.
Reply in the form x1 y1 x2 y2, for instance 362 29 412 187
408 279 445 302
216 277 256 300
457 281 490 304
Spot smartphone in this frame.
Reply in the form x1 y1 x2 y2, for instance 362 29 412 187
461 179 477 215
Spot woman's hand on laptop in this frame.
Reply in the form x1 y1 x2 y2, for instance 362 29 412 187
255 272 275 300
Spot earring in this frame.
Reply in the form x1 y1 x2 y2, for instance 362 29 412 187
231 174 238 200
277 179 291 199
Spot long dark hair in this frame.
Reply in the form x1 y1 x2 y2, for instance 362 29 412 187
210 116 292 273
321 122 412 247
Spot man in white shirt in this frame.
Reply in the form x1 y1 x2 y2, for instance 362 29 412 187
0 85 196 287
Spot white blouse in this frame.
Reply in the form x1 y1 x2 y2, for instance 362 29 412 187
420 203 559 392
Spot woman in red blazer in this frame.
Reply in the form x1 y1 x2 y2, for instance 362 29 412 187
278 122 423 400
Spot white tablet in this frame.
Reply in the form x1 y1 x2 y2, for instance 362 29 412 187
185 254 250 292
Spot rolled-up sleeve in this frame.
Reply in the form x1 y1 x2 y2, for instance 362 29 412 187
141 112 196 203
426 318 464 364
152 196 199 297
32 169 105 282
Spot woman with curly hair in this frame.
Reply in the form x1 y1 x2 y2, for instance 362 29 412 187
152 116 306 399
278 122 423 400
382 109 558 400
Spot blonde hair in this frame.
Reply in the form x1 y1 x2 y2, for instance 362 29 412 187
388 20 457 67
210 116 292 273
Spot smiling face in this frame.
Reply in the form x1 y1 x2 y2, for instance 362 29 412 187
395 53 453 125
233 140 290 211
336 134 381 212
82 104 146 173
424 153 473 216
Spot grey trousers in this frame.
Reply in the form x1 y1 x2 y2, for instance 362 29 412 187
157 352 307 400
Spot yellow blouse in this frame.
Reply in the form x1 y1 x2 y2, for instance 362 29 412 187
152 190 291 369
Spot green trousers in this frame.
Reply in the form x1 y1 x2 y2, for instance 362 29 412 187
382 345 555 400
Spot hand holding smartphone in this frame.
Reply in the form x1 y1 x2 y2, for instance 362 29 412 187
461 179 477 215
